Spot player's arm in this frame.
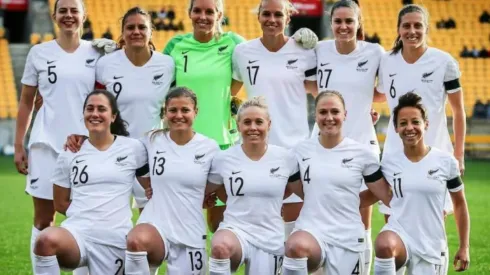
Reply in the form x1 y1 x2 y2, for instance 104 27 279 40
231 79 244 97
53 185 71 215
448 178 470 271
373 88 386 102
363 172 392 207
304 80 318 97
448 90 466 174
14 85 37 174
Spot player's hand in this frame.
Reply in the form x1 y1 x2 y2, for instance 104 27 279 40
145 184 153 199
91 38 117 54
203 193 217 209
292 28 318 50
371 108 380 125
455 154 465 176
34 93 43 112
231 96 244 117
454 246 470 272
64 134 87 153
14 145 28 175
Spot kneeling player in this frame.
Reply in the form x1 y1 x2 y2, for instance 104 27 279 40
33 90 148 274
208 97 301 275
373 93 470 275
282 91 391 275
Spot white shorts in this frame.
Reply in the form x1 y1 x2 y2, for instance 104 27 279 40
381 222 447 275
26 143 58 200
63 227 125 275
218 226 283 274
143 222 206 275
131 177 148 209
297 229 364 275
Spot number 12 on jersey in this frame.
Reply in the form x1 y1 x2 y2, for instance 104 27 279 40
228 177 244 196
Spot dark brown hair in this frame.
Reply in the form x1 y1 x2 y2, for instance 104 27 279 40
83 90 129 137
391 4 429 55
330 0 364 41
392 92 428 128
117 7 156 50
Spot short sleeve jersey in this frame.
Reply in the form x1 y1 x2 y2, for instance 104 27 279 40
96 50 175 138
381 148 463 264
163 32 245 146
293 137 382 252
208 144 299 254
377 48 462 156
312 40 384 153
21 40 101 152
232 38 317 148
137 132 219 248
51 136 148 248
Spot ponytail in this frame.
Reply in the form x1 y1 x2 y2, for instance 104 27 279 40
391 35 403 55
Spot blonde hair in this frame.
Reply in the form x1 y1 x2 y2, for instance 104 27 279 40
53 0 86 38
236 96 270 122
257 0 297 17
188 0 225 40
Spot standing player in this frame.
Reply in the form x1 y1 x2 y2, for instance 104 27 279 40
282 91 392 275
208 96 301 275
376 5 467 273
124 87 220 274
33 90 148 274
95 7 174 209
310 1 385 273
13 0 101 271
373 92 470 275
231 0 317 241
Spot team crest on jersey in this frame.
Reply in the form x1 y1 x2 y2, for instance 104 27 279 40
269 167 287 179
194 153 206 164
421 71 434 83
427 168 442 180
85 58 96 68
116 155 129 166
356 60 369 72
286 59 298 69
341 157 354 168
218 45 230 55
152 73 164 85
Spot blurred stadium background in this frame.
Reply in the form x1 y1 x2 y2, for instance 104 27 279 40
0 0 488 274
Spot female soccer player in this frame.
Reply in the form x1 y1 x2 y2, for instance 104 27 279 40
124 87 220 274
376 5 467 273
207 96 301 275
231 0 318 242
373 92 470 275
33 90 148 274
13 0 101 270
282 91 392 275
310 1 385 273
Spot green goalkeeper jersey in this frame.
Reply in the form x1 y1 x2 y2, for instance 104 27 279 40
164 32 245 146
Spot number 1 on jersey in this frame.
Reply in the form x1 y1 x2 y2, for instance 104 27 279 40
393 178 403 198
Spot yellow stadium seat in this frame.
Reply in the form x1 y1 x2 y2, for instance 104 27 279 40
30 33 41 45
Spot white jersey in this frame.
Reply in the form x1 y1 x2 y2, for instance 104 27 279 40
208 144 299 254
137 132 219 249
293 137 382 252
96 50 175 138
377 47 462 156
381 148 463 264
21 40 101 152
312 40 384 153
232 38 317 148
51 136 148 249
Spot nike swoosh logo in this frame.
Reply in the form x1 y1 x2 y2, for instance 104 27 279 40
389 73 397 77
156 151 165 154
394 172 401 176
320 63 330 66
30 178 39 185
47 60 55 64
182 50 190 54
113 76 123 79
302 158 310 161
248 60 258 64
76 160 85 164
232 171 241 175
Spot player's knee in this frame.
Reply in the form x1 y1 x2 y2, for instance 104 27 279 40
211 241 232 259
126 231 150 252
285 237 310 258
374 233 396 258
34 231 59 256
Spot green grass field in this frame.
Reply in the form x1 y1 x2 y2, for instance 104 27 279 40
0 156 489 274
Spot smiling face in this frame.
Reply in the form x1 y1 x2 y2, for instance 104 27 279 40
122 13 152 50
258 0 289 37
189 0 222 36
398 11 428 50
331 6 359 43
83 94 115 135
52 0 86 36
395 106 428 147
238 106 271 145
165 96 197 132
315 94 346 137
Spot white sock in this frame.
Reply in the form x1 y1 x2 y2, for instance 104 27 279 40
125 251 150 275
209 258 230 275
364 229 373 275
395 266 405 275
34 254 60 275
282 256 308 275
31 226 41 274
284 221 295 241
72 266 89 275
374 257 396 275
